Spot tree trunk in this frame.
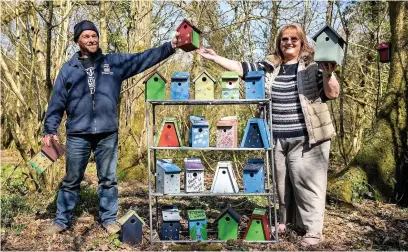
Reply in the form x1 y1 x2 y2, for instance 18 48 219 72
326 0 334 25
331 2 407 203
45 1 54 99
117 0 153 180
267 1 279 54
385 1 407 205
99 0 108 52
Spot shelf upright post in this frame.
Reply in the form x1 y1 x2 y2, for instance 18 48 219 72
146 102 153 243
262 102 273 239
152 104 159 233
268 99 278 242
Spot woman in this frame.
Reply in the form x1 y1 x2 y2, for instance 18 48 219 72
197 24 339 246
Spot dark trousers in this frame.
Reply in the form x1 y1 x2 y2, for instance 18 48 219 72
54 132 118 228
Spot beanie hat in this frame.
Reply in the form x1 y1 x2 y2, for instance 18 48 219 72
73 20 99 42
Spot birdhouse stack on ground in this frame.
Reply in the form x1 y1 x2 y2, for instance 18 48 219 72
155 117 183 147
241 118 271 148
156 159 181 194
176 19 201 52
215 207 241 240
193 70 216 100
245 71 265 99
187 209 208 240
216 116 238 148
377 43 391 63
221 71 240 99
184 158 205 193
312 24 346 65
28 138 65 173
243 159 265 193
211 161 239 193
171 72 190 100
144 70 167 100
161 206 181 240
189 116 210 148
118 210 145 245
243 208 271 241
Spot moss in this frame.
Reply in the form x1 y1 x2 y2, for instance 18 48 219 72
118 163 147 182
327 166 368 203
352 120 396 199
330 119 399 202
117 125 148 182
169 243 223 251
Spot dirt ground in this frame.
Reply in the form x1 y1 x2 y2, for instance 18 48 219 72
1 178 407 251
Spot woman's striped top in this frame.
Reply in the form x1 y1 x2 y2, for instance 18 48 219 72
242 61 325 138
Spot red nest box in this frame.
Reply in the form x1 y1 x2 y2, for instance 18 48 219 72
377 43 390 63
176 19 201 52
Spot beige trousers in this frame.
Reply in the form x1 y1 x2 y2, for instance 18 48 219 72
274 136 330 234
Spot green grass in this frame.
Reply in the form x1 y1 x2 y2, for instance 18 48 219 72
13 224 27 236
73 187 99 217
1 194 32 227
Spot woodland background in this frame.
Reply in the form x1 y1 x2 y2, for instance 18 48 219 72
0 0 407 250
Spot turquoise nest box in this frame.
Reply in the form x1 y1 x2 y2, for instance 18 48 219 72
312 24 346 65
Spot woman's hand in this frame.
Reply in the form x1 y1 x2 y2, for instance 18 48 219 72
321 63 340 99
321 63 337 76
197 48 218 61
197 47 243 77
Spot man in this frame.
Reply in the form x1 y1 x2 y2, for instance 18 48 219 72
43 20 178 235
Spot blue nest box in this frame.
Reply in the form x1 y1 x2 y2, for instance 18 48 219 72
189 116 210 147
187 209 207 240
171 72 190 100
241 118 271 148
243 159 265 193
118 210 145 245
245 71 265 99
156 159 181 194
161 206 181 240
312 24 346 65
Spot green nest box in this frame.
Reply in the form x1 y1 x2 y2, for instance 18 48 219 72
144 70 167 100
215 207 241 240
221 71 240 99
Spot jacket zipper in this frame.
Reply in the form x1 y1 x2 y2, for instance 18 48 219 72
92 93 96 133
77 56 100 134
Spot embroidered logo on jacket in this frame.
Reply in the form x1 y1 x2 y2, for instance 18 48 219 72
102 64 113 75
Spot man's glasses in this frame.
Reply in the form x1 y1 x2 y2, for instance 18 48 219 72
281 36 300 43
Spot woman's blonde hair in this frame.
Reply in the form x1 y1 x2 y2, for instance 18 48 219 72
273 24 314 64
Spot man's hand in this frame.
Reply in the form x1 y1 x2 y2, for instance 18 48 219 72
43 134 59 147
171 32 180 49
196 48 218 61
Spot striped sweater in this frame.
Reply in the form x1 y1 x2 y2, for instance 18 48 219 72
242 61 325 138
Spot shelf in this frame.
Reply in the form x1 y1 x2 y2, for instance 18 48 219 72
146 95 279 244
151 192 273 197
149 147 272 151
147 99 270 105
151 240 277 244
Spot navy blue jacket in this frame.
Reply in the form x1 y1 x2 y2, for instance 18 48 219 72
43 42 175 135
